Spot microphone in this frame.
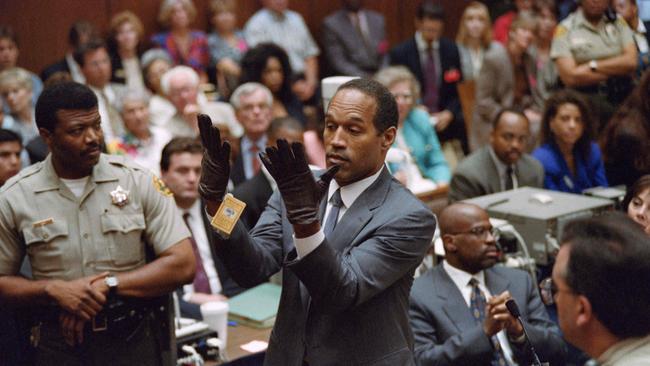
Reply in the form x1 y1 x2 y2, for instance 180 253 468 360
506 299 543 366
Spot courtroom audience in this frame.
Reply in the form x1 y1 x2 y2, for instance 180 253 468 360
40 20 98 84
550 213 650 364
455 2 497 81
321 0 388 77
602 69 650 187
0 128 21 186
151 0 209 81
493 0 535 44
532 90 608 193
0 67 38 146
107 11 147 91
390 1 467 154
473 14 543 152
0 26 43 106
244 0 320 102
449 108 544 202
613 0 650 76
622 174 650 235
374 66 450 191
141 49 176 126
534 0 561 100
207 0 248 99
239 43 306 125
106 89 172 175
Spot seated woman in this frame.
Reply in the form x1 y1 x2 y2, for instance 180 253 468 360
151 0 209 81
207 0 247 99
375 66 450 192
455 1 498 81
239 43 306 125
141 49 175 127
0 67 37 146
532 90 608 193
622 174 650 234
107 89 172 175
107 11 147 92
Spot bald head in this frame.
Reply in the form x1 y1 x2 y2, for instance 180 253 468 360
439 203 488 236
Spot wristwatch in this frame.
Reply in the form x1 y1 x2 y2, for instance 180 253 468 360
104 274 119 297
589 59 598 72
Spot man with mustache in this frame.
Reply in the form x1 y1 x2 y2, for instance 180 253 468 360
198 78 436 365
448 108 543 202
410 203 566 365
0 82 195 365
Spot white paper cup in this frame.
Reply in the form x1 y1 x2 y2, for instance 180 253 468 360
200 301 229 347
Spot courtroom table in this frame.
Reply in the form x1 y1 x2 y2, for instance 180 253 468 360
208 323 272 365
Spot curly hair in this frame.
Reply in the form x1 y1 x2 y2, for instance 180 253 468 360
239 43 294 106
540 89 594 161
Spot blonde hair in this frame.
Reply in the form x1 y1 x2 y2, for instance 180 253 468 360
509 13 538 34
209 0 236 15
374 66 421 103
0 67 33 91
110 11 144 41
456 2 493 48
158 0 197 28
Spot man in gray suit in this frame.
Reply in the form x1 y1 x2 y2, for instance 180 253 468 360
198 78 436 365
322 0 387 77
410 203 566 365
448 109 543 203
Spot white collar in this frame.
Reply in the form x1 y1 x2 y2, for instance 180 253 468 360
184 199 202 219
327 165 384 209
488 146 514 178
638 19 647 34
443 260 487 291
415 32 439 52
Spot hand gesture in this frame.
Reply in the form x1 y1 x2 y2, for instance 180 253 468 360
45 272 108 321
484 291 523 338
197 114 231 202
260 139 339 225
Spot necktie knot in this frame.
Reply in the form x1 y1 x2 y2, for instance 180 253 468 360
330 189 343 208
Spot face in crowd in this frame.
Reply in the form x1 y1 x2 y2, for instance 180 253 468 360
490 111 530 166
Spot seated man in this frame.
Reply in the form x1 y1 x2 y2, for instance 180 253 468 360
448 109 543 202
410 203 566 365
160 137 244 319
160 65 241 139
232 116 304 230
551 213 650 365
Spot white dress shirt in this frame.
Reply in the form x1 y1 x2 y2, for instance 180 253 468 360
293 166 384 258
443 260 518 365
489 147 519 191
182 200 222 296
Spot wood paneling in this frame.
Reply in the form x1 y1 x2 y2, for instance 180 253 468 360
0 0 463 77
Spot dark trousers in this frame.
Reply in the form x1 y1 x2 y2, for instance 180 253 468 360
33 316 161 366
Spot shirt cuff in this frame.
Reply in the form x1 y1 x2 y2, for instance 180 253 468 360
509 332 526 344
293 229 324 259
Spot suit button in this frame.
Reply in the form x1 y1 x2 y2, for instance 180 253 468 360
83 233 89 239
43 233 49 240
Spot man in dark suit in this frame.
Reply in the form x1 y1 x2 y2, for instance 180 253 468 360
233 116 305 230
160 137 244 320
448 109 544 202
322 0 387 77
229 82 273 186
389 1 467 152
40 20 97 84
410 203 566 365
198 78 436 365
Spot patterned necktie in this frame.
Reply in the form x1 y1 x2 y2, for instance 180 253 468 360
323 189 343 236
250 144 261 175
469 278 508 366
183 213 212 294
423 46 439 113
505 166 514 191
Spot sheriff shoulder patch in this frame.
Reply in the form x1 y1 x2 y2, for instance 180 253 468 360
554 25 567 38
153 175 173 197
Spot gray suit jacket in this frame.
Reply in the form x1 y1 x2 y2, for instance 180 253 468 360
471 43 543 151
321 9 386 77
410 265 567 365
211 167 436 366
448 146 544 203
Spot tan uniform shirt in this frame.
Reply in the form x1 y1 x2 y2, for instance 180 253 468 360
551 8 634 65
0 154 190 281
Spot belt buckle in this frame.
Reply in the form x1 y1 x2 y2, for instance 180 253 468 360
92 314 107 332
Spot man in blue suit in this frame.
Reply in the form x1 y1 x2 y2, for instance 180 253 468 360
198 78 436 365
410 203 566 365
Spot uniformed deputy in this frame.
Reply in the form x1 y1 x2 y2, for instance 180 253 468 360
551 0 637 131
0 82 195 365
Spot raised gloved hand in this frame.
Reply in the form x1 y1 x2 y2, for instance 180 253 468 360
260 139 339 226
197 114 230 202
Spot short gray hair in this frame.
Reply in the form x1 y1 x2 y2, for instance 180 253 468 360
230 82 273 110
117 88 151 113
0 67 33 92
160 65 199 96
373 66 420 102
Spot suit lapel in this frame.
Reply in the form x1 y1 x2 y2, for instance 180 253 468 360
433 266 477 333
481 148 502 193
485 267 510 297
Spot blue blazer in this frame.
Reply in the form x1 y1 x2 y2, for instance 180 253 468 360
393 108 450 183
532 142 608 193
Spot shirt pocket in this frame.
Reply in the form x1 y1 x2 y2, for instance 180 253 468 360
100 213 146 267
22 220 69 274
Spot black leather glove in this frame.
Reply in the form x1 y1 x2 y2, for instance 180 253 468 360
197 114 231 202
260 139 339 226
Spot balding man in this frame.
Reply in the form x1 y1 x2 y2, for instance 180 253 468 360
409 203 565 365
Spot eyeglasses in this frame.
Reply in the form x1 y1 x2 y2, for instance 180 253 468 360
539 277 576 305
449 226 500 241
391 92 413 102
